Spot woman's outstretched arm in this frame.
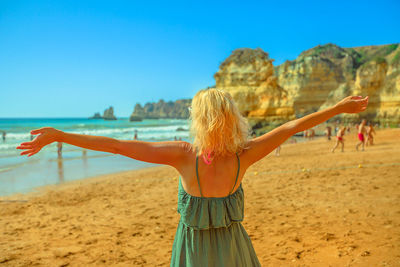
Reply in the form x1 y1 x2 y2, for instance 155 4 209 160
16 128 191 167
242 96 369 166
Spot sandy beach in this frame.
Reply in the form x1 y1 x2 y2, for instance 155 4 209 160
1 128 399 266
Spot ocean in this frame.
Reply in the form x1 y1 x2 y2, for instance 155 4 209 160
0 118 190 196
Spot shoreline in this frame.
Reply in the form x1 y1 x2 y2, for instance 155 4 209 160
1 128 399 266
0 128 396 200
0 164 170 201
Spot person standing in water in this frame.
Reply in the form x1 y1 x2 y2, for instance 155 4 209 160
331 126 346 153
17 90 368 267
57 142 63 159
356 119 367 151
134 130 138 140
2 131 6 142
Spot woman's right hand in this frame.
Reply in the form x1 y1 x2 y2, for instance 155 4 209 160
16 127 62 157
334 96 369 114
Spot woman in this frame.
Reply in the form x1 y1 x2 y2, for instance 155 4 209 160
17 89 368 266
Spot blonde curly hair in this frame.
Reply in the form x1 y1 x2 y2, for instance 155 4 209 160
190 88 249 157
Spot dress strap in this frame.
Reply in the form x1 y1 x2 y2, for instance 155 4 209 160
195 156 204 197
228 153 240 196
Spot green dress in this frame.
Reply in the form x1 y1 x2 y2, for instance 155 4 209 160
170 154 261 267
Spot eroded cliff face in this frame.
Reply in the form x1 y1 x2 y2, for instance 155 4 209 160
275 56 346 116
214 48 294 122
214 44 400 126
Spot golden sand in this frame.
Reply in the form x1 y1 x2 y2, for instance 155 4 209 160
1 129 399 266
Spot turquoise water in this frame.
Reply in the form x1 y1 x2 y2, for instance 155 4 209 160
0 118 190 196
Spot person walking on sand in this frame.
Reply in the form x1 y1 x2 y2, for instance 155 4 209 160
331 126 346 153
366 122 376 146
16 90 368 267
356 119 367 151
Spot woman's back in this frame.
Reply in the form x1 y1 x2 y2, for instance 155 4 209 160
178 148 247 198
171 151 261 267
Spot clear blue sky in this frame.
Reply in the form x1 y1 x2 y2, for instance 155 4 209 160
1 0 399 117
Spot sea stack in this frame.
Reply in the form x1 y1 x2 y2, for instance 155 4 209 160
89 112 102 119
103 106 117 120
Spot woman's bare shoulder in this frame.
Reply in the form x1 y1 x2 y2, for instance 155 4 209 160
178 141 194 154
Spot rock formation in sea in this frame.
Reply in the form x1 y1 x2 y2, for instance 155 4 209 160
89 112 102 119
129 99 191 121
213 44 400 132
103 106 117 120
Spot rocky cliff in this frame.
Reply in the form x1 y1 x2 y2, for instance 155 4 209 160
215 44 400 128
129 99 191 120
214 48 294 123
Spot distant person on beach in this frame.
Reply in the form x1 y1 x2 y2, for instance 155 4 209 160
356 119 367 151
366 123 376 146
275 145 281 156
334 120 340 135
331 126 346 153
2 131 5 142
325 126 332 140
57 142 63 159
17 90 368 266
309 128 315 140
134 130 138 140
303 129 309 139
30 134 34 141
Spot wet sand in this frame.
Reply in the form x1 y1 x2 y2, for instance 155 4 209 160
1 128 399 266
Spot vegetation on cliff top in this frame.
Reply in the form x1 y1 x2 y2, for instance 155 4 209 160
284 43 398 77
219 48 271 68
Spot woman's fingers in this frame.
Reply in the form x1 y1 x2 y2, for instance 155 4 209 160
30 128 45 135
19 141 34 146
27 148 40 157
16 144 33 150
20 149 33 156
20 147 40 156
17 139 40 149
